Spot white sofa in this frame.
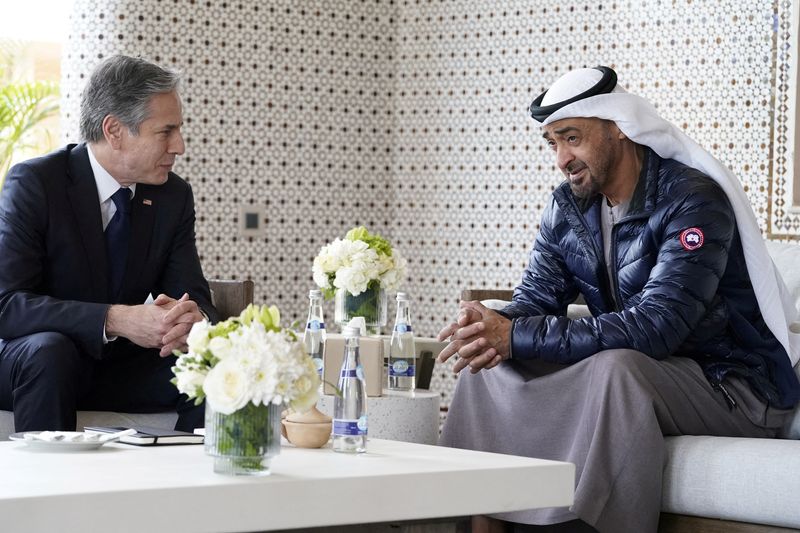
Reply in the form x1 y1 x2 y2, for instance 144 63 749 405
657 240 800 532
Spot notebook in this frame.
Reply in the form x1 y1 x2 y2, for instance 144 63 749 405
83 425 204 446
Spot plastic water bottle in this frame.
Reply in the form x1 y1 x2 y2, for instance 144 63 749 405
332 325 367 453
302 289 326 377
387 292 416 391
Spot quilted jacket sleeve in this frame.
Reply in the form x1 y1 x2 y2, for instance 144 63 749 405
510 176 735 364
500 197 580 320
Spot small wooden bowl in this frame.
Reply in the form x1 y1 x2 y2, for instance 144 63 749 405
281 420 332 448
282 405 332 448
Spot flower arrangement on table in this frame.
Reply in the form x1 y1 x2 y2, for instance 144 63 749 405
312 226 407 330
172 304 320 475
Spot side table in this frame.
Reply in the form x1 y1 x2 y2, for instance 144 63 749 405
317 389 440 445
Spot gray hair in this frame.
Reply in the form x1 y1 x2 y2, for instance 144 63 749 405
79 55 181 143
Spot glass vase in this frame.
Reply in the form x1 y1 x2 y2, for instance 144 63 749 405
205 402 282 476
334 284 387 335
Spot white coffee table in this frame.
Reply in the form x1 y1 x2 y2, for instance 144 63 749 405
0 438 574 532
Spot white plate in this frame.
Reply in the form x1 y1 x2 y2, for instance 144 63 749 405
9 431 108 452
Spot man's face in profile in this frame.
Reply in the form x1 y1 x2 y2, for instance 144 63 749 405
115 91 185 186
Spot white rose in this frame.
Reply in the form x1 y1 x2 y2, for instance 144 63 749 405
380 249 406 290
203 358 252 414
174 367 207 398
289 372 320 412
319 238 351 271
312 258 330 289
208 335 234 361
186 320 211 353
333 239 369 267
334 264 371 295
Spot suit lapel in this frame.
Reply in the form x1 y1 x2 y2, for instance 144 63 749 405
66 144 109 301
123 185 156 300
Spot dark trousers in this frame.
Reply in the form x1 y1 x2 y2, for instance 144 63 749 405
0 332 204 433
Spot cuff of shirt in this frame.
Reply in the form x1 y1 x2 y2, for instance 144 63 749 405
103 325 118 344
103 307 118 344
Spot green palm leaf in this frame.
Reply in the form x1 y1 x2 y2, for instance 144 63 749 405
0 40 60 193
0 80 59 186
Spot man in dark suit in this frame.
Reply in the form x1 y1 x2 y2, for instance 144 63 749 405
0 55 218 433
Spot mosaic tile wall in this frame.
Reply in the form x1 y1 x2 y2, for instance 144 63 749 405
63 0 795 415
61 0 397 324
391 0 793 406
771 0 800 235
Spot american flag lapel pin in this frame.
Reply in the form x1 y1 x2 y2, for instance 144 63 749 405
143 199 152 206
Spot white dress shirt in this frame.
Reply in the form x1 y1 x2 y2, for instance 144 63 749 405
87 145 137 343
86 144 136 229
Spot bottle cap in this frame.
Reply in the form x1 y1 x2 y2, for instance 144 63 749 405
396 292 408 301
346 317 366 336
309 289 322 298
342 325 361 338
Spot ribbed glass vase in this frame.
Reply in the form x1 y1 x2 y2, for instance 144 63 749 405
334 284 387 335
204 402 282 476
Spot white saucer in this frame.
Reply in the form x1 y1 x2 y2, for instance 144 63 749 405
9 431 108 452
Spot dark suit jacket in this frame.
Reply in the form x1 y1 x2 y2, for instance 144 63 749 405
0 143 218 359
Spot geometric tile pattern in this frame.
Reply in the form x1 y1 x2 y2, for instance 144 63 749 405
392 0 797 407
61 0 395 326
62 0 797 415
769 0 800 237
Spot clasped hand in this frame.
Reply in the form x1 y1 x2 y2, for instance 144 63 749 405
436 300 512 374
106 293 205 357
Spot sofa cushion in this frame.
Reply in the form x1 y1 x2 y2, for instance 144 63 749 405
765 241 800 439
0 410 178 441
765 241 800 307
662 435 800 528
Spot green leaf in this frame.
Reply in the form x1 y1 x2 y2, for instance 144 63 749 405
344 226 392 256
0 42 60 190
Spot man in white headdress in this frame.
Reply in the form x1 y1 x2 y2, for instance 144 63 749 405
437 66 800 533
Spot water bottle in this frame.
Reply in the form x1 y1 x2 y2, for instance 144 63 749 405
387 292 416 391
302 289 326 377
332 325 367 453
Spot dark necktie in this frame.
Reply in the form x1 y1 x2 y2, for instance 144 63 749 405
105 187 132 301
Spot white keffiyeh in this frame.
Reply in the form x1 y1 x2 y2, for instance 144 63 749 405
537 68 800 369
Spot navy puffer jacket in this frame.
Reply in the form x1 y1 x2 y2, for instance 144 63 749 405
504 148 800 409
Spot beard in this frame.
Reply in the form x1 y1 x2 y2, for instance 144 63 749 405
562 122 618 199
565 162 605 199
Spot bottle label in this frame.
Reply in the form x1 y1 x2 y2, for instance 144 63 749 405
333 416 367 436
394 323 412 333
306 320 325 331
389 360 416 377
340 366 365 380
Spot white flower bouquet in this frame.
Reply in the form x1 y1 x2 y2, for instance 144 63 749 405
172 304 320 415
313 226 406 298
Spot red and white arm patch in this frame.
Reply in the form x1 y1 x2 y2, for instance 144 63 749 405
679 227 704 251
